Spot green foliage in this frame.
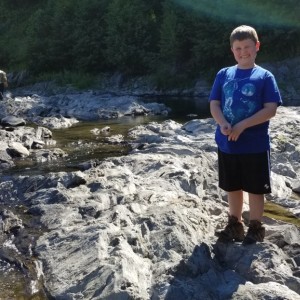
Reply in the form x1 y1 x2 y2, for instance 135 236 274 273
27 1 77 73
104 0 159 74
155 1 203 86
151 64 193 90
1 0 300 87
159 1 179 64
190 21 233 78
70 0 109 72
26 0 109 74
0 0 39 70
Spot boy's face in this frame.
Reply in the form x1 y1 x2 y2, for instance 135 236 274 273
231 38 260 69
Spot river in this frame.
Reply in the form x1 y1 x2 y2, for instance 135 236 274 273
3 97 210 176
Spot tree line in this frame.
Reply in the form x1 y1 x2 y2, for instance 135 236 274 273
1 0 300 88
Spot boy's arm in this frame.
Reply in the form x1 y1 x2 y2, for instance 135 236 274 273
228 102 278 141
210 100 232 136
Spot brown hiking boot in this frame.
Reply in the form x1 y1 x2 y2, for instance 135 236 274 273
215 215 245 242
243 220 265 245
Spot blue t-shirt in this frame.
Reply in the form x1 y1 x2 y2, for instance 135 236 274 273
209 65 282 154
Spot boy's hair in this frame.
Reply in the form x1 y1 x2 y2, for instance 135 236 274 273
230 25 259 46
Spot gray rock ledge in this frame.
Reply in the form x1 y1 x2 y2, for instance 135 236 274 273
0 106 300 299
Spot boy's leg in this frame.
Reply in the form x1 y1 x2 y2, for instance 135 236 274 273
228 190 244 221
216 150 245 242
215 190 245 242
243 193 265 245
248 193 264 221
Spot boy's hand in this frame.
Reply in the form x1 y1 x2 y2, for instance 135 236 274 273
220 122 232 136
228 122 246 141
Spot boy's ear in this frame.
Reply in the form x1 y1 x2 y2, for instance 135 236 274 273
256 41 260 51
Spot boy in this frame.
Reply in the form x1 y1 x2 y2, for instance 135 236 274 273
209 25 282 245
0 69 8 100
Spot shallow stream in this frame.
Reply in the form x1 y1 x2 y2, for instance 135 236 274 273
4 97 210 176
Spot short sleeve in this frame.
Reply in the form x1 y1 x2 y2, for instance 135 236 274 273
263 73 282 106
209 69 225 102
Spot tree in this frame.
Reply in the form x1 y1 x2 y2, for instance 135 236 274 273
27 1 76 73
158 1 179 66
69 0 109 73
104 0 158 74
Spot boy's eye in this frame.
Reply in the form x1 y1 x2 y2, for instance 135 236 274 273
234 46 250 51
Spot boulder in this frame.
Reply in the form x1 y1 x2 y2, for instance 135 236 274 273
1 115 26 126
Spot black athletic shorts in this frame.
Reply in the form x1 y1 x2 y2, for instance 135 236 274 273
218 148 271 194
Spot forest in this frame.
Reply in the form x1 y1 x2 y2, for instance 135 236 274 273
0 0 300 88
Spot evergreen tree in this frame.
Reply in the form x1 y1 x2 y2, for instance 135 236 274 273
104 0 158 74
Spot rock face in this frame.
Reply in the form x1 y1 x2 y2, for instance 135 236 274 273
0 91 170 123
261 57 300 104
0 106 299 299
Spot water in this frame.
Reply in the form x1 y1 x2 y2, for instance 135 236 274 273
0 259 46 300
141 96 210 122
4 97 210 175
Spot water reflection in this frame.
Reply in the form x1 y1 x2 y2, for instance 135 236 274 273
141 96 210 122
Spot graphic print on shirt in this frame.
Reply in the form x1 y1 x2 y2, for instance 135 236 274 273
223 77 257 126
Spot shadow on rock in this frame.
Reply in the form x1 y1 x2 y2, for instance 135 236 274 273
164 242 245 300
164 233 300 300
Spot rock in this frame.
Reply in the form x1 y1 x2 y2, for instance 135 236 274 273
0 107 298 299
0 125 61 171
1 115 26 126
0 88 299 299
8 141 30 157
292 181 300 194
232 281 300 300
32 115 79 129
101 126 110 133
36 126 53 139
31 148 67 163
105 134 125 144
90 128 100 135
0 141 15 169
0 209 23 234
266 223 300 247
31 139 46 149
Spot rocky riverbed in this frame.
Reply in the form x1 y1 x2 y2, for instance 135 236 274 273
0 88 300 299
